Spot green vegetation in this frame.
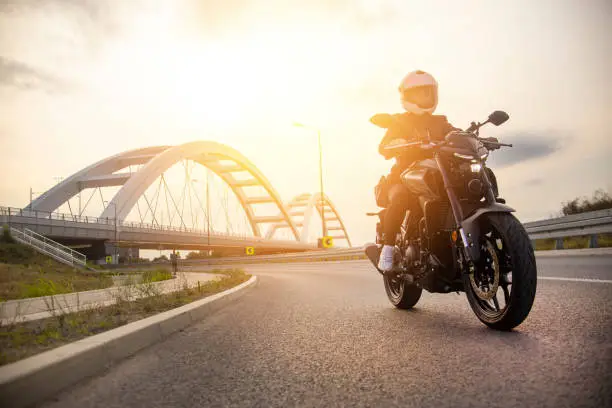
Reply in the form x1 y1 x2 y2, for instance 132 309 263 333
0 240 175 300
152 255 169 263
0 268 250 366
2 225 15 244
141 268 173 283
561 189 612 216
0 240 115 301
533 233 612 251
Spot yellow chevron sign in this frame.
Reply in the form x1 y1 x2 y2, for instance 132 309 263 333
246 246 255 255
322 236 334 248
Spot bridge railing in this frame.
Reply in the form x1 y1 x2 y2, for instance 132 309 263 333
1 206 113 225
0 206 279 242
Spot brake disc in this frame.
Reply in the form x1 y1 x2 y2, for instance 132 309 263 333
469 240 500 301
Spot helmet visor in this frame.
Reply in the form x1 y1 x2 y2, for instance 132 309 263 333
402 85 437 109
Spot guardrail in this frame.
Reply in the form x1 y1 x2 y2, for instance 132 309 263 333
186 247 366 265
523 209 612 249
104 247 367 269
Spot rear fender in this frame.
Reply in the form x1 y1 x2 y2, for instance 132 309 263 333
460 203 515 262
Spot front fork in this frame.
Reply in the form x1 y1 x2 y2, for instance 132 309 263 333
433 154 495 265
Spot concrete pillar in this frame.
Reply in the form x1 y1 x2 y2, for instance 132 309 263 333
555 238 564 250
589 234 598 249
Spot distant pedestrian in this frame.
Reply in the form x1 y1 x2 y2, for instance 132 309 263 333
170 250 178 275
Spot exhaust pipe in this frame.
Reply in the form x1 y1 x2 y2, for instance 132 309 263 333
364 243 384 275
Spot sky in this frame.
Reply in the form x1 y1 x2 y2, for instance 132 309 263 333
0 0 611 247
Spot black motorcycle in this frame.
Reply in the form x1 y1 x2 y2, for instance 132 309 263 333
365 110 537 331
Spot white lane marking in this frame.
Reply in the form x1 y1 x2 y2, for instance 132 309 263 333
539 276 612 284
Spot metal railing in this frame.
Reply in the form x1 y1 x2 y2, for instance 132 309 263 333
523 209 612 249
189 247 365 264
0 206 287 242
10 227 87 268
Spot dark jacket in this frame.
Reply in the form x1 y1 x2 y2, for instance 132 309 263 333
378 113 457 183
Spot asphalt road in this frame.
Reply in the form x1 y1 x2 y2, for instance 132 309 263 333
43 255 612 408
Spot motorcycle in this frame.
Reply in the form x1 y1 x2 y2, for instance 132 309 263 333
364 110 537 331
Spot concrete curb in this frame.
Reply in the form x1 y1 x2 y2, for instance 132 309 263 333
0 275 258 408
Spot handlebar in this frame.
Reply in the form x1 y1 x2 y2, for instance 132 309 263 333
382 133 512 153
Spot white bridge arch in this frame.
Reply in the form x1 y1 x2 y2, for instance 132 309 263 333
265 192 352 247
26 141 351 245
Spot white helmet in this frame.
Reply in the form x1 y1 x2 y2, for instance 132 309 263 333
399 70 438 115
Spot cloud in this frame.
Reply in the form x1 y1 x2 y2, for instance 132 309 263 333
0 0 137 44
181 0 401 37
525 178 543 186
0 56 70 93
486 131 568 168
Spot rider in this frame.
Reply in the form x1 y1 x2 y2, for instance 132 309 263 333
376 70 458 273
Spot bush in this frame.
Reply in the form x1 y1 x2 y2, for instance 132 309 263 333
18 278 68 298
1 225 15 244
562 189 612 216
141 268 173 283
0 243 36 264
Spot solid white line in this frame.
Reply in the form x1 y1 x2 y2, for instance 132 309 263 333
539 276 612 284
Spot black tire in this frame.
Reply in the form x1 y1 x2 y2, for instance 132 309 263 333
384 275 422 309
464 212 537 330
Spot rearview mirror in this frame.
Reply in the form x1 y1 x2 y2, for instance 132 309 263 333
370 113 395 129
488 110 509 126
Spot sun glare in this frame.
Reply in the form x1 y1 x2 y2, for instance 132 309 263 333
86 6 361 135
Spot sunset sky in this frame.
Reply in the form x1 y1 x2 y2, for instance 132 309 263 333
1 0 610 247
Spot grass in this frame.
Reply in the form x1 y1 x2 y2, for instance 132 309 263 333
0 268 250 366
533 233 612 251
141 268 173 283
0 241 174 301
0 262 115 301
0 240 116 301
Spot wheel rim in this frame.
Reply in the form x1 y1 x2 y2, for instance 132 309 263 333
385 274 404 300
469 229 513 319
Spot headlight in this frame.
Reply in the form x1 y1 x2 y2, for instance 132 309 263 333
470 163 482 173
454 152 475 160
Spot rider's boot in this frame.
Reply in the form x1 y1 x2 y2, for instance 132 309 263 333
377 245 395 274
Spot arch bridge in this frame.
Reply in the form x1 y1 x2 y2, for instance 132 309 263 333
15 141 351 260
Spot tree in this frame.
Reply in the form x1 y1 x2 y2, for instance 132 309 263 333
153 255 169 263
561 189 612 216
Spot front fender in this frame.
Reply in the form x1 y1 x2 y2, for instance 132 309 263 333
461 203 515 262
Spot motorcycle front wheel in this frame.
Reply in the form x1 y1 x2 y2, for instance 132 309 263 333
463 212 537 330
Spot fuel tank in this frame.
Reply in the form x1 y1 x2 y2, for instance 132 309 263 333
400 159 441 199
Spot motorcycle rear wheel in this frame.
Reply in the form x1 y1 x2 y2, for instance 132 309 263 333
384 274 422 309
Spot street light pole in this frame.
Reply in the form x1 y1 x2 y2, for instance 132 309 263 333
316 128 327 238
206 169 211 250
104 201 118 264
294 122 327 239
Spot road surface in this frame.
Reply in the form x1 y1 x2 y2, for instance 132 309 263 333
43 254 612 408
